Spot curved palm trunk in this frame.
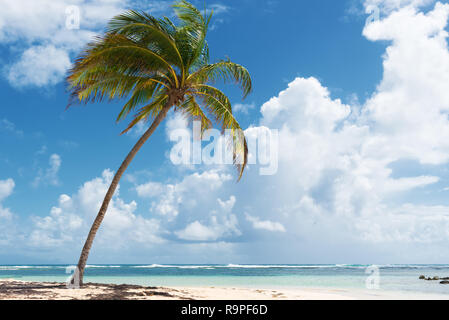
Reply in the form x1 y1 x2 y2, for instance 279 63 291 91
74 101 172 286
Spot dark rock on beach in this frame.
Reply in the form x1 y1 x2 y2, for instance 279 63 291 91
419 275 449 283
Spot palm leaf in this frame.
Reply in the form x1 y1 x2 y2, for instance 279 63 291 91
116 80 163 122
188 60 252 98
173 0 212 71
192 90 248 180
107 11 184 72
179 95 212 134
121 93 169 134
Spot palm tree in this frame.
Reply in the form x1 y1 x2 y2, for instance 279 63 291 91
66 0 252 286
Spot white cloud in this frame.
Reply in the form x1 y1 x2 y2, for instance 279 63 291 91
218 195 236 211
175 221 219 241
245 214 286 233
175 196 241 241
136 181 166 198
0 178 14 217
32 154 62 187
253 70 448 243
0 179 14 199
352 203 449 244
0 0 128 87
261 77 351 130
165 112 189 137
208 3 230 15
0 178 16 245
364 0 435 13
136 169 232 220
239 1 449 251
127 121 148 138
29 169 165 248
30 195 84 247
233 103 256 115
6 45 71 88
383 176 440 192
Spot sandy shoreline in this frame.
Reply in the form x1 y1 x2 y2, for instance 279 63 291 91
1 279 448 300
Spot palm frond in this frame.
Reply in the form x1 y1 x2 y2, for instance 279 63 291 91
71 34 178 86
173 0 206 27
179 95 212 134
191 84 233 122
116 80 165 122
188 60 252 98
121 93 169 134
192 89 248 180
68 65 150 106
173 0 212 72
107 11 184 72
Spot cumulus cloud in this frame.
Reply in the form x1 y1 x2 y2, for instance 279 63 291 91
0 178 14 216
245 214 286 233
32 154 62 187
208 3 230 15
135 170 242 243
233 103 256 115
136 170 232 220
361 3 449 166
175 220 224 241
355 203 449 243
29 169 165 248
6 45 72 88
238 1 449 252
20 166 247 262
175 196 241 241
127 121 148 138
254 66 447 244
364 0 435 13
0 178 16 245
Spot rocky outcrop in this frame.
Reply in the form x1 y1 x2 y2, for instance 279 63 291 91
419 275 449 283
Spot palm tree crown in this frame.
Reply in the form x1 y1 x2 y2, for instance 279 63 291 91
67 0 252 178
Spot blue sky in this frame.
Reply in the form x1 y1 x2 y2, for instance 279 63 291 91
1 0 449 264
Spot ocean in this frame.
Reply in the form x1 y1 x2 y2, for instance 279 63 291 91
1 264 449 295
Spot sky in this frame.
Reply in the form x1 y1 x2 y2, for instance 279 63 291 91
1 0 449 264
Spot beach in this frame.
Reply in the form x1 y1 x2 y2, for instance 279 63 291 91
2 264 449 299
1 279 449 300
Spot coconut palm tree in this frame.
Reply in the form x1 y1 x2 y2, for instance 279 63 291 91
66 0 252 286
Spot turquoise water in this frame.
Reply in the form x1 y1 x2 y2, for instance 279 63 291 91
1 264 449 295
